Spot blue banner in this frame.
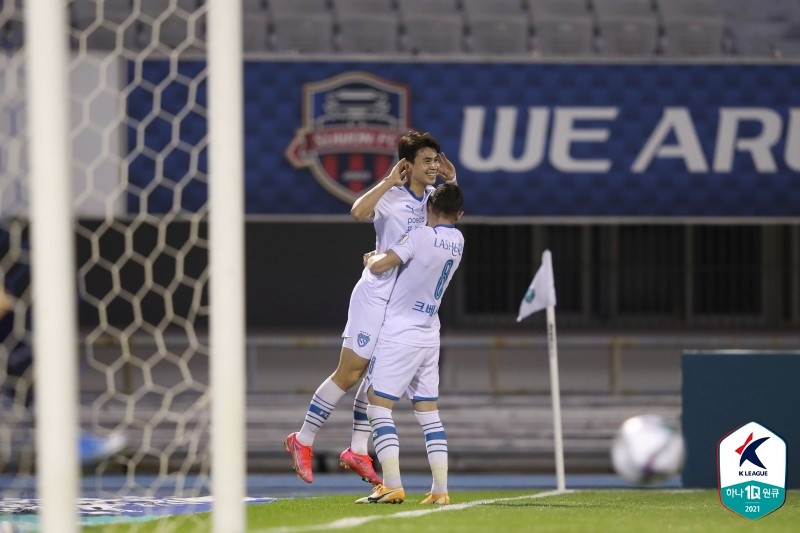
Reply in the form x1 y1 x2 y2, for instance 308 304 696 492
127 61 800 219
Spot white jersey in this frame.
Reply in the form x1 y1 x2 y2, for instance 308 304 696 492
360 184 435 301
341 183 434 356
377 223 464 347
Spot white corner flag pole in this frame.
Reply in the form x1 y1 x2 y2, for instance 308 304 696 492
517 250 566 491
546 303 566 491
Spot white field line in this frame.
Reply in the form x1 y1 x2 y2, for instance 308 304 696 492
259 489 575 533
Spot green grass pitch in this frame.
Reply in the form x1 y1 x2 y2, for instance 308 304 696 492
83 488 798 532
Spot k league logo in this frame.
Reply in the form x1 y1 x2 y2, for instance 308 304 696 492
735 432 769 470
718 421 787 520
285 71 411 205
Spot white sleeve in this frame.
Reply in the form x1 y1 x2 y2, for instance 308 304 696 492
371 188 392 222
389 229 418 264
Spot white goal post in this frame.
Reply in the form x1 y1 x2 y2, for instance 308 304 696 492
3 1 246 532
25 2 79 532
207 0 246 531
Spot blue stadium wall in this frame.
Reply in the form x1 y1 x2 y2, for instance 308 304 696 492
126 60 800 220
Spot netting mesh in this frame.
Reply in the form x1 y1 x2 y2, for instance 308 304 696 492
1 0 216 526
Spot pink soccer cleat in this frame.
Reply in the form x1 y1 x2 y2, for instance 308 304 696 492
284 432 314 483
339 447 382 485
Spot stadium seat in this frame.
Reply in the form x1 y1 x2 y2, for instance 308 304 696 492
395 0 461 16
657 0 720 22
138 0 198 17
336 12 400 54
70 0 140 51
529 0 590 20
74 25 142 51
593 0 655 18
713 0 800 24
462 0 527 17
661 17 725 57
401 12 464 54
137 0 204 51
331 0 395 15
242 10 270 51
774 22 800 57
727 21 784 57
267 0 329 16
467 14 531 55
71 0 133 27
141 16 205 51
775 38 800 57
241 0 269 52
715 0 800 57
243 0 267 12
596 15 659 56
269 12 334 53
533 14 595 57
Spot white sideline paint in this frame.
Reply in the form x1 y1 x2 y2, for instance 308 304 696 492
260 489 574 533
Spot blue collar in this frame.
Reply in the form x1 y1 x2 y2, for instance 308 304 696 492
403 184 425 202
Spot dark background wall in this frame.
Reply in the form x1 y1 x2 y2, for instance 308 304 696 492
74 220 799 334
76 220 376 332
243 221 374 330
682 351 799 488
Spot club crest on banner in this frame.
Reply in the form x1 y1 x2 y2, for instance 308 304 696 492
285 71 411 205
718 421 787 520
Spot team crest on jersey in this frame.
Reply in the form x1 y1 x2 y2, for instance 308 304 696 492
285 71 411 204
357 331 371 348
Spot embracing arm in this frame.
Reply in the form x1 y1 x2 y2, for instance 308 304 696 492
350 158 410 221
366 250 403 274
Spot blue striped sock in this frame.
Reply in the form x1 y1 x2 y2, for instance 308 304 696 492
416 410 448 494
297 377 345 445
349 379 371 454
367 404 401 488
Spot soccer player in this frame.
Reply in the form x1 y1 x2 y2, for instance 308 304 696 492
284 132 457 484
355 183 464 505
0 225 127 464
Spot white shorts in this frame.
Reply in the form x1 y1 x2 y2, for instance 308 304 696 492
341 278 389 360
365 339 440 402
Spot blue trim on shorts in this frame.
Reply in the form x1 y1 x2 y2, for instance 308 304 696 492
374 390 400 402
412 395 438 402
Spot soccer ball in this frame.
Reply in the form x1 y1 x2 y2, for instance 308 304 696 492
611 414 685 485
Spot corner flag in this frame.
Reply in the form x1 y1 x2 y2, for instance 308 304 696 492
517 250 565 491
517 250 556 322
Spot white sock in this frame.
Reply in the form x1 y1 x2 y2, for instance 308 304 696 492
367 404 401 488
349 379 371 454
416 410 448 494
297 377 346 445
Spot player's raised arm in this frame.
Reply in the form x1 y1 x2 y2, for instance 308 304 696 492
350 158 410 221
366 249 403 274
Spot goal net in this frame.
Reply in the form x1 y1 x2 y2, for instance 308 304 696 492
1 1 244 530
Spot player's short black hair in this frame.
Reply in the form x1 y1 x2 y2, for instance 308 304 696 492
398 131 441 163
428 183 463 219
